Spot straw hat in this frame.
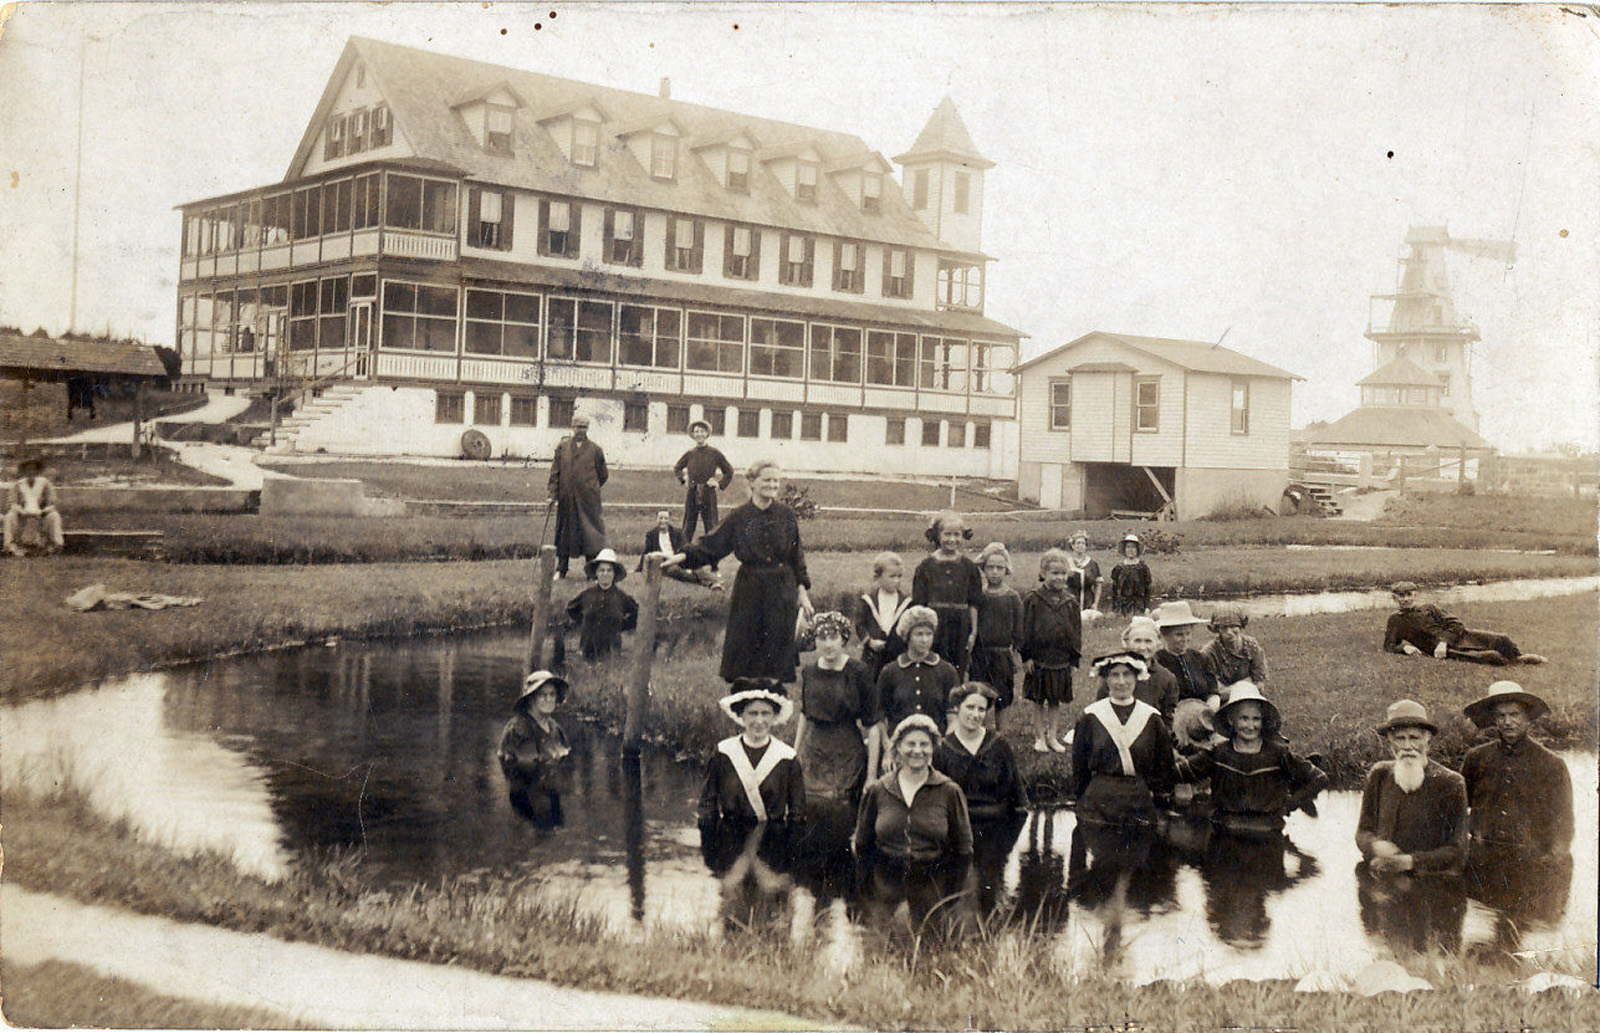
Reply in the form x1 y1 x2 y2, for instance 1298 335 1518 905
687 419 712 435
584 548 627 581
1215 681 1281 738
1151 601 1208 629
1376 698 1438 735
1119 532 1143 556
718 677 794 726
1463 681 1549 728
516 670 570 708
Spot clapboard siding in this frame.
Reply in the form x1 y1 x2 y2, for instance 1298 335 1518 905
1183 374 1291 470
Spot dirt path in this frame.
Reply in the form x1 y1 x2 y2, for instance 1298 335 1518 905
2 887 832 1030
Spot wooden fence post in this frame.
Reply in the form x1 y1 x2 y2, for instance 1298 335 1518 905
525 545 558 677
624 553 664 752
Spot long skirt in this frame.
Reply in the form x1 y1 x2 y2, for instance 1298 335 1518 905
930 603 973 677
968 647 1016 710
798 718 868 805
720 564 799 683
1023 663 1073 705
1076 774 1159 827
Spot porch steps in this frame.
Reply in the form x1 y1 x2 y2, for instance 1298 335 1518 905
252 384 370 453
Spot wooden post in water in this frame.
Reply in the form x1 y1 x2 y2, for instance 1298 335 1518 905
624 553 664 752
524 545 558 677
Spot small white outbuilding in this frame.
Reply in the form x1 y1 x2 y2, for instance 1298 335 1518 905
1013 331 1300 520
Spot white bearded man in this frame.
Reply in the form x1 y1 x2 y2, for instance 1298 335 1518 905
1355 699 1468 876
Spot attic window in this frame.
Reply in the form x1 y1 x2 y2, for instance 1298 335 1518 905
486 106 514 155
727 148 751 193
796 161 819 204
349 109 368 152
371 105 392 147
572 120 599 167
324 116 346 160
650 133 677 180
862 173 882 214
356 64 366 89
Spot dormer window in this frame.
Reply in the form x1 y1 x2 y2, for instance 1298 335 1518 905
651 133 677 180
727 148 751 193
349 109 368 152
572 120 599 166
324 116 346 160
796 161 819 204
486 106 514 155
862 173 882 214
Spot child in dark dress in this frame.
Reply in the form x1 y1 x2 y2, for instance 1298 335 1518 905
565 549 639 661
1108 533 1153 617
912 510 984 680
969 542 1023 718
1020 549 1082 754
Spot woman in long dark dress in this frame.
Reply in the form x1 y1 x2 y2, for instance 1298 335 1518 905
497 670 575 828
666 459 814 683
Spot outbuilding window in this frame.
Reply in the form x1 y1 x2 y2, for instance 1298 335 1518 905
1231 379 1250 435
1049 379 1071 430
1135 377 1161 432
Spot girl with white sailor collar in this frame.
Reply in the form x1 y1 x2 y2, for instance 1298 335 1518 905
698 678 807 834
1070 652 1178 827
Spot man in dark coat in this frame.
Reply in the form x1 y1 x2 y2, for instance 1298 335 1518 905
547 414 607 578
1383 581 1547 666
1460 682 1574 932
672 419 734 549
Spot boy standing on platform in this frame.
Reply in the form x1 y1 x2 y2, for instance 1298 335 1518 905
673 420 734 550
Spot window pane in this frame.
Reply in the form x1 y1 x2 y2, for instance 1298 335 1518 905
417 285 457 317
385 175 422 229
505 292 539 326
466 290 501 321
423 181 458 234
465 320 502 354
576 300 612 362
546 298 576 359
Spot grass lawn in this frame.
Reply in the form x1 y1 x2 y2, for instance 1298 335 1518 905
0 959 306 1029
4 791 1594 1033
29 447 233 488
259 458 1024 511
1378 490 1598 539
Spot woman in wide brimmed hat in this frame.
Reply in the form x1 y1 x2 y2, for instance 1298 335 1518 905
1200 603 1269 690
1151 601 1219 707
1107 533 1152 617
1069 652 1177 827
497 671 574 827
855 713 973 934
1176 681 1327 836
565 548 638 662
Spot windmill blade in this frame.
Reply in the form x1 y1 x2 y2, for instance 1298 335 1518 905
1446 237 1517 264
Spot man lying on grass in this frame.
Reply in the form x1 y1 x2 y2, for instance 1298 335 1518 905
1382 581 1547 666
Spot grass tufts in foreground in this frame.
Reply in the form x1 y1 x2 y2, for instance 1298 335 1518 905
5 786 1596 1032
0 959 308 1030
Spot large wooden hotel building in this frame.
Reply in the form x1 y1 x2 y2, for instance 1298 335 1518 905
176 38 1022 476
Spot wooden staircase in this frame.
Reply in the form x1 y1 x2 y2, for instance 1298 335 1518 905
251 384 369 453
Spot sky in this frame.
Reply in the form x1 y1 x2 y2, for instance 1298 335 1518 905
2 2 1597 452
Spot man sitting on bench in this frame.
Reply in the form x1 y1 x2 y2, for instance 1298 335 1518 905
5 456 65 557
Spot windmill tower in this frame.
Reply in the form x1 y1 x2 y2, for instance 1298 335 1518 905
1364 226 1515 433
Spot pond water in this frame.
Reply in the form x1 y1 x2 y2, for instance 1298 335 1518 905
1237 574 1598 619
4 629 1594 984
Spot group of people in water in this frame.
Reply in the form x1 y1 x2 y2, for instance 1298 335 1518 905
505 454 1572 956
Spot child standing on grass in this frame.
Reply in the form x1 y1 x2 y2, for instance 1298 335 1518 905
565 549 639 662
912 511 984 680
969 542 1023 718
1107 533 1152 617
854 551 911 685
1064 530 1104 620
1019 549 1082 753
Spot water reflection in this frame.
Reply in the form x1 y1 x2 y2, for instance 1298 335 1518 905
3 628 1594 986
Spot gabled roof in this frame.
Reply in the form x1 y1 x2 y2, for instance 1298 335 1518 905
1068 361 1140 373
609 114 687 138
536 99 610 124
1308 405 1489 449
0 331 167 379
283 38 956 254
452 81 527 109
1356 356 1443 387
689 127 761 152
826 151 894 175
894 96 994 170
1014 332 1302 380
757 140 823 163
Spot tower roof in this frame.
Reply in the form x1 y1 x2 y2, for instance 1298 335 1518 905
1356 356 1444 388
894 96 994 169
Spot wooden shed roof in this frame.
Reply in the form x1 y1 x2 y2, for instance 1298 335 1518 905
0 331 167 380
